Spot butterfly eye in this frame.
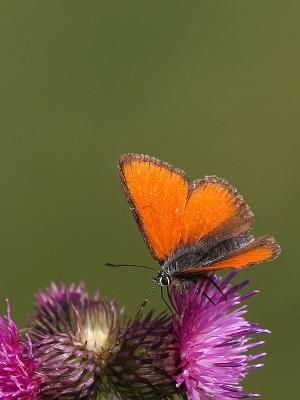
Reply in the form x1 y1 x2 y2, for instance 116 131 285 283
160 275 170 286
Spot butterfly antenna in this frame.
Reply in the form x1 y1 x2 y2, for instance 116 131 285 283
140 282 157 310
161 286 174 315
105 263 155 271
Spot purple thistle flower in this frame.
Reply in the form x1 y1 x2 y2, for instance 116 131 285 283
31 282 121 399
28 276 270 399
33 281 91 334
108 311 179 400
0 300 41 400
32 281 181 399
172 272 270 400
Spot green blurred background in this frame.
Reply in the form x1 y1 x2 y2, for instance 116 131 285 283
0 1 298 398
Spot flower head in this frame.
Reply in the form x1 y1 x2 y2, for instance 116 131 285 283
108 311 179 400
29 276 270 399
172 272 270 400
32 282 121 399
0 300 41 400
33 281 91 334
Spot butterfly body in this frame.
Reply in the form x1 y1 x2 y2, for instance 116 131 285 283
118 153 280 287
155 235 253 285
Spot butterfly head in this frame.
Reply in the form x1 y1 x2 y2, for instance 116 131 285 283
153 270 171 287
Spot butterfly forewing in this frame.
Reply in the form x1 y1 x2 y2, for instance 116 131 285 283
118 154 189 263
182 176 254 247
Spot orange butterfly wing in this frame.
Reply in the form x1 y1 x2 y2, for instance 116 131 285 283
119 154 279 271
181 176 254 246
181 236 280 274
119 154 189 263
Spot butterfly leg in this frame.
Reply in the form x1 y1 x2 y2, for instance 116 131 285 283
205 274 227 302
161 286 174 315
202 291 216 305
195 276 216 305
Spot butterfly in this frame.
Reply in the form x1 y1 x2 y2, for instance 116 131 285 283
115 153 280 290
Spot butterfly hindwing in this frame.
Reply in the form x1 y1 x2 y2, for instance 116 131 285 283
118 153 189 263
175 235 280 276
171 235 254 276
